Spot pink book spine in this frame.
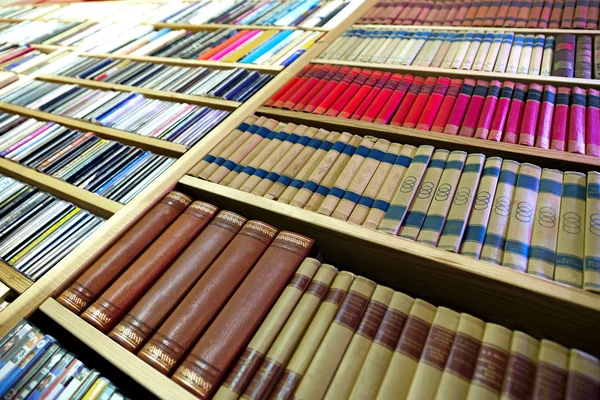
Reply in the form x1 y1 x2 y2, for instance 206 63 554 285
424 1 442 24
494 0 513 26
361 73 403 123
443 78 476 135
459 80 489 137
389 76 426 126
568 87 586 155
573 0 590 28
374 74 414 125
1 124 51 157
434 0 453 24
535 85 556 149
454 1 473 25
444 1 462 24
537 0 554 27
210 30 261 60
351 72 392 120
475 79 502 140
417 76 451 131
588 0 599 28
431 78 463 132
518 83 543 146
414 0 434 24
587 88 600 156
551 87 571 151
396 1 415 22
402 76 437 128
503 83 528 144
488 81 515 141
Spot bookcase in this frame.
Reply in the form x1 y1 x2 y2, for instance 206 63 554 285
0 0 600 398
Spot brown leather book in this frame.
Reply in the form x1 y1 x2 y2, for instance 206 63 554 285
108 210 247 353
138 220 279 375
81 201 217 333
56 191 192 314
171 231 314 399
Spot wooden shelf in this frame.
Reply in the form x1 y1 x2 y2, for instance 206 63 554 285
257 107 600 173
40 298 198 400
37 74 241 111
0 261 32 294
0 102 188 158
312 58 600 89
0 158 122 219
151 22 329 32
353 24 600 35
178 175 600 357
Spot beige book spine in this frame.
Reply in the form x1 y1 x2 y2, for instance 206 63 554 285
350 292 415 400
494 35 514 73
526 168 563 280
332 138 392 221
406 307 461 400
518 35 535 74
213 259 321 400
304 135 363 212
434 313 486 400
412 39 434 66
325 286 395 400
451 37 473 69
320 35 346 59
505 35 525 73
348 143 404 226
318 136 377 216
290 132 354 209
252 127 317 197
482 33 504 72
420 37 444 67
390 34 419 64
265 128 330 201
531 340 569 399
554 171 586 288
465 324 513 400
529 34 545 75
472 32 494 71
584 171 600 292
499 331 540 400
401 35 428 66
398 149 450 241
356 38 380 62
371 36 396 63
430 38 453 68
565 349 600 399
270 271 355 400
540 36 554 76
461 32 485 70
346 36 373 61
332 36 358 60
440 39 464 69
278 131 339 204
376 299 438 400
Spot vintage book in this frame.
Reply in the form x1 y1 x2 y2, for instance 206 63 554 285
503 83 528 144
527 0 545 26
270 271 355 400
552 87 571 152
376 299 437 400
326 69 373 117
451 32 475 69
562 0 578 27
529 35 545 75
549 0 566 27
314 68 363 115
339 70 383 119
504 0 523 26
360 73 402 123
403 77 438 129
430 79 464 133
493 32 515 73
480 160 521 264
499 331 540 400
351 72 392 120
293 66 340 111
417 77 451 131
575 36 592 79
285 65 329 110
527 169 563 280
488 81 515 142
482 32 504 72
267 65 311 107
587 89 600 157
519 83 543 147
438 153 486 252
475 80 502 140
540 36 555 76
388 76 425 127
585 171 600 293
564 349 600 399
505 34 525 74
517 35 535 73
193 122 247 176
430 32 457 68
553 34 576 78
589 0 600 28
531 340 569 398
472 32 494 71
459 80 489 137
56 191 191 313
406 307 460 400
554 171 586 288
535 85 556 149
440 33 466 69
568 87 586 155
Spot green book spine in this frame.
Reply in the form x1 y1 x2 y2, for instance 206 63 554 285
584 171 600 292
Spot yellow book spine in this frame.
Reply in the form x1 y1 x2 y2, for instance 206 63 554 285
81 378 109 400
564 349 600 399
499 331 540 400
531 340 569 398
584 171 600 292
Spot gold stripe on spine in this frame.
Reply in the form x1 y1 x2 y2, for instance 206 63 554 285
189 202 218 214
245 221 278 237
112 324 144 348
216 211 246 226
82 305 112 328
166 191 193 206
176 366 213 397
58 290 87 313
276 232 312 248
139 342 177 370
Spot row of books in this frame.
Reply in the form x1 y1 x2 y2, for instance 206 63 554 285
54 192 600 400
0 113 176 203
193 116 600 291
0 175 103 281
268 65 600 156
323 29 597 79
358 0 600 29
0 81 231 147
0 320 127 400
50 57 274 102
0 44 69 75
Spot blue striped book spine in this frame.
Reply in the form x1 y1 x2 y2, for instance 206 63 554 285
584 171 600 292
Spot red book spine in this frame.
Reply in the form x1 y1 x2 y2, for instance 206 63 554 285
443 78 476 135
417 76 451 131
389 76 426 126
515 2 532 26
396 1 414 22
444 1 462 24
403 76 437 128
549 0 565 27
568 87 586 154
431 78 463 132
339 70 381 119
474 0 492 25
518 83 543 146
282 65 326 110
535 85 556 149
484 0 502 25
587 89 600 156
573 0 590 28
434 0 453 24
503 83 528 144
386 2 407 23
588 0 599 28
537 0 554 27
351 72 392 120
562 0 575 28
414 0 434 24
294 66 339 111
494 0 513 25
361 73 403 123
475 79 502 139
304 66 349 113
314 67 362 115
463 0 481 25
268 65 312 108
424 1 442 24
459 80 489 137
488 81 515 141
453 0 472 25
326 69 372 117
504 0 522 26
403 0 425 23
526 0 544 27
551 87 571 151
375 74 416 125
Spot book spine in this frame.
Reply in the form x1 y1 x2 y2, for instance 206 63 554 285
562 0 578 27
585 172 600 292
416 77 451 131
459 80 489 137
554 171 586 288
440 33 465 69
451 32 475 69
526 169 563 280
488 81 515 142
565 349 600 399
295 66 340 112
575 35 592 79
535 85 556 149
402 76 438 129
529 34 545 75
480 160 521 264
540 35 554 76
431 78 464 133
505 0 523 26
475 80 502 139
493 32 514 73
351 72 392 120
568 87 586 155
283 65 328 110
499 331 541 400
538 0 554 27
438 153 486 252
494 0 513 26
505 34 525 74
375 74 415 125
553 34 576 78
527 0 545 26
444 79 476 135
589 0 600 28
482 32 504 72
484 0 502 25
474 1 492 25
326 69 372 117
517 83 542 146
389 76 425 127
516 0 533 26
464 0 482 25
472 32 494 71
551 87 571 151
314 67 362 115
503 83 529 144
362 73 402 123
339 69 381 119
531 340 569 398
518 34 535 73
268 64 312 108
587 89 600 157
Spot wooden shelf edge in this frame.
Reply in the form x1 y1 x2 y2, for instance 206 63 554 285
0 261 32 294
0 158 121 219
353 24 600 35
257 107 600 172
0 102 187 158
39 298 198 400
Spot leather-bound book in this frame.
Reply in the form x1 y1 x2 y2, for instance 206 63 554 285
565 349 600 399
109 210 246 353
138 220 278 375
56 191 192 314
172 231 314 399
553 34 576 78
81 201 217 333
531 340 569 399
499 331 540 400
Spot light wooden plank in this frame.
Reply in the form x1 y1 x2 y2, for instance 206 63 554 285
0 261 32 294
353 24 600 35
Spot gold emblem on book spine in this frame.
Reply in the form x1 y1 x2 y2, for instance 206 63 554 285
245 221 277 237
166 192 192 205
176 366 213 396
59 291 87 312
112 324 143 347
83 305 111 326
140 343 176 369
217 212 245 226
277 232 311 248
190 202 217 214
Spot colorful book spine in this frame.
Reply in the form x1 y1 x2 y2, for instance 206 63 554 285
528 34 545 75
527 0 545 27
416 77 451 131
485 1 502 26
589 0 600 28
568 87 586 155
460 32 483 70
531 340 569 398
575 35 592 79
587 89 600 156
540 35 554 76
503 83 528 144
495 0 513 26
326 69 372 117
584 171 600 293
361 73 402 123
535 85 556 149
517 34 535 74
389 76 424 126
488 81 515 142
475 80 502 140
459 80 489 137
376 74 416 125
431 78 463 133
340 70 382 119
518 83 543 147
551 87 571 152
538 0 554 28
440 33 466 69
505 0 523 26
403 76 437 129
443 79 476 135
562 0 578 27
430 32 457 68
553 34 576 78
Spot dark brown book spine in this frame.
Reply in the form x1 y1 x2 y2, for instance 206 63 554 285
81 201 216 333
56 191 192 314
109 210 247 353
171 231 315 400
138 220 278 375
